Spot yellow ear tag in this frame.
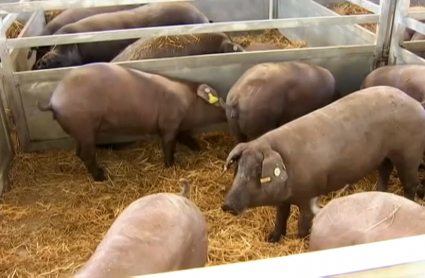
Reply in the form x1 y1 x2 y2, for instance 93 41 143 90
208 93 219 104
260 177 271 184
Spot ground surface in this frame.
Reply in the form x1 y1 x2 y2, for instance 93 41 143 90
0 131 418 277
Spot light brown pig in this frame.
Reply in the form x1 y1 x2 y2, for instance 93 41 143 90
309 191 425 252
223 62 336 144
36 63 226 181
361 64 425 104
221 86 425 243
73 178 208 278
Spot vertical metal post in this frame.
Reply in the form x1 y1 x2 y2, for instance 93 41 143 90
0 16 30 151
389 0 410 65
269 0 274 19
372 0 398 70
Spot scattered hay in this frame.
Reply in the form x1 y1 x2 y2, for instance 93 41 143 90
6 21 24 39
230 29 307 49
327 2 377 33
44 10 64 24
1 126 423 276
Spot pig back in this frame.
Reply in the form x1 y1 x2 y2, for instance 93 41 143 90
111 33 230 62
309 191 425 251
41 5 142 36
362 65 425 102
74 193 208 278
264 86 425 196
227 62 336 127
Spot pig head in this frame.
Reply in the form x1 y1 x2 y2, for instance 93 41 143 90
221 142 289 215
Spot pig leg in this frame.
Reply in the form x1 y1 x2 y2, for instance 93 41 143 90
227 119 247 145
78 140 105 181
75 143 81 158
267 203 291 243
393 162 420 201
297 202 315 238
176 131 201 151
161 130 178 167
376 158 394 192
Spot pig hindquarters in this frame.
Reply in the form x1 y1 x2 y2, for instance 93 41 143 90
224 61 336 144
74 179 208 278
309 191 425 252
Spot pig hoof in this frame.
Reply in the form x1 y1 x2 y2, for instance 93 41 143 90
93 168 106 181
267 232 281 243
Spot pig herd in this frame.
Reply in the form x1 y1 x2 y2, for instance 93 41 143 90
28 2 425 277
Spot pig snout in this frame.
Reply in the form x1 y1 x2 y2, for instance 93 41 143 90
221 187 249 216
221 203 240 215
35 59 48 70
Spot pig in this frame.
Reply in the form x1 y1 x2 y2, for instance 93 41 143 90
111 32 244 62
223 62 336 145
361 64 425 104
221 86 425 242
31 5 142 62
244 42 281 51
36 63 226 181
309 191 425 252
73 178 208 278
33 2 211 70
404 6 425 41
361 64 425 170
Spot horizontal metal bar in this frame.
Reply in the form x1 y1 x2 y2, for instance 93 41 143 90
0 13 17 34
0 0 196 14
404 40 425 52
135 235 425 278
6 15 380 48
15 44 375 82
346 0 379 14
404 17 425 35
407 11 425 21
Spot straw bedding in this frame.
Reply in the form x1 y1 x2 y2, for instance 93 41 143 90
327 2 377 33
1 125 424 276
229 29 306 49
6 21 24 39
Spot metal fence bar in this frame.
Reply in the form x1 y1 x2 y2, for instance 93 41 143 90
0 17 30 149
132 234 425 278
14 44 376 82
388 0 410 64
372 0 397 69
5 15 380 48
346 0 380 14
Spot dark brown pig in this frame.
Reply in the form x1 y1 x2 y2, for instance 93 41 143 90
73 178 208 278
244 42 281 51
309 191 425 252
36 63 226 181
223 62 336 144
221 86 425 243
32 5 142 62
33 2 210 70
111 32 244 62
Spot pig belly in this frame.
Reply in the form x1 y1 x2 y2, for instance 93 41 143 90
98 111 159 136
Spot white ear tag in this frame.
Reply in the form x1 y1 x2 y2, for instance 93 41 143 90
274 167 281 177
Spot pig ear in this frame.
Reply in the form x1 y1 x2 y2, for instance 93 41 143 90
223 143 248 171
196 84 220 104
260 150 288 185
